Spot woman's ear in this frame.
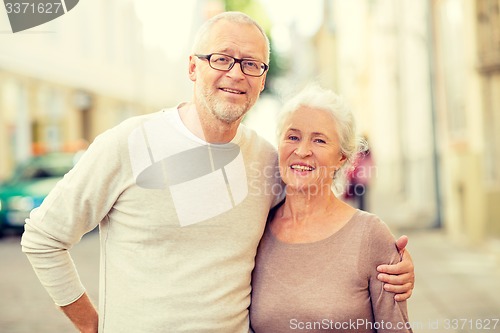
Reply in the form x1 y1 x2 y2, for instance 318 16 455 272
336 154 348 169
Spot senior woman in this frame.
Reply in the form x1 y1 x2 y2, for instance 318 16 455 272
250 85 412 333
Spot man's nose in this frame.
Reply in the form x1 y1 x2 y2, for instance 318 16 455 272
227 61 246 78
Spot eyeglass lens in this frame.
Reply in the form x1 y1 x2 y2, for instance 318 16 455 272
210 54 265 76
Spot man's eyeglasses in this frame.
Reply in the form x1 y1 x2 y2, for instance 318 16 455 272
195 53 268 77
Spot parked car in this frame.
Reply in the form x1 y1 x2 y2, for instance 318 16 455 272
0 152 82 237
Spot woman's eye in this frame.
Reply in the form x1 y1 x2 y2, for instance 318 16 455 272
314 138 326 144
288 135 299 141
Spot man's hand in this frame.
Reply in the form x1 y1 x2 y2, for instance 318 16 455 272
60 292 98 333
377 235 415 301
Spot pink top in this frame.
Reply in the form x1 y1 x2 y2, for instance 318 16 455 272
250 209 412 333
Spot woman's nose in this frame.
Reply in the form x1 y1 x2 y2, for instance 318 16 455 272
294 141 312 157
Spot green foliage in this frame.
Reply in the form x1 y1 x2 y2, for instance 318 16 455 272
222 0 285 93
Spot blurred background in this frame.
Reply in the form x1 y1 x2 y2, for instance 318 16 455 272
0 0 499 332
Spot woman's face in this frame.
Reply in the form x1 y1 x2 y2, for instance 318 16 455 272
279 106 346 194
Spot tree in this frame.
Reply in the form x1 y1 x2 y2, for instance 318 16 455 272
223 0 284 93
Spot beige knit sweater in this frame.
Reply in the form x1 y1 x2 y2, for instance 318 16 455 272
22 108 281 332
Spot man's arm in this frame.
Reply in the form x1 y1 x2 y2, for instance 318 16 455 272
60 293 98 333
377 235 415 301
21 130 123 327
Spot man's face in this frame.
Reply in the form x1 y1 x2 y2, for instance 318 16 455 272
189 20 268 124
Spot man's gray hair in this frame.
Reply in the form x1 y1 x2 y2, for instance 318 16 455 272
191 11 270 63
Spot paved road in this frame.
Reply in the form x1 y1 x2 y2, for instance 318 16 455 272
1 228 500 333
0 232 99 333
403 229 500 333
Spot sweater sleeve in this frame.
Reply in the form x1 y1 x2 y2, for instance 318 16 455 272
21 128 126 306
366 217 413 333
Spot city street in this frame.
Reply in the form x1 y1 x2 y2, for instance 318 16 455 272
0 231 99 333
0 0 498 332
404 229 500 333
1 227 499 332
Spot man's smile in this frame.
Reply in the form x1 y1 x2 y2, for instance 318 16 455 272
220 87 245 94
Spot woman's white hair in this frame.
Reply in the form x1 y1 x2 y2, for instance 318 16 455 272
276 83 367 193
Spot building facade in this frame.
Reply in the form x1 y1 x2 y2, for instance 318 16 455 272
312 0 438 228
311 0 499 248
0 0 190 180
432 0 500 245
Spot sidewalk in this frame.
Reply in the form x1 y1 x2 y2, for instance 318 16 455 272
394 228 500 332
361 190 500 332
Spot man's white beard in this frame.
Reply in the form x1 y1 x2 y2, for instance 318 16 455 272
198 84 253 124
210 98 249 123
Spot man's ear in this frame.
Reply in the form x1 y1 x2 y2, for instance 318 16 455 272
188 55 197 82
260 73 267 92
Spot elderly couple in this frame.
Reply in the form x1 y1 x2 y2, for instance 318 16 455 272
22 11 414 333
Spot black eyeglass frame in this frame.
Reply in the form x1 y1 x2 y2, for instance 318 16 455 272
195 53 269 77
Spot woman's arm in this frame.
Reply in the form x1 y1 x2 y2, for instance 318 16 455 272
368 221 413 332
